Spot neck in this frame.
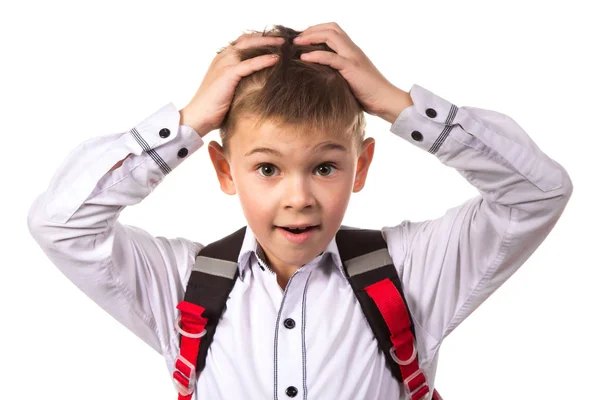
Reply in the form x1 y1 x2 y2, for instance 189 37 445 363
255 242 330 290
257 245 300 279
256 244 301 290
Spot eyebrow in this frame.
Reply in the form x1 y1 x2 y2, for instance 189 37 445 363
245 141 347 157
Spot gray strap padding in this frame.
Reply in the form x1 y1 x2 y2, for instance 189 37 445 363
345 248 394 278
193 256 238 280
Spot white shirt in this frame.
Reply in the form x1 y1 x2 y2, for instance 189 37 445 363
27 83 573 400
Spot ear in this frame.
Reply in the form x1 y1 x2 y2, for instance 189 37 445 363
208 141 237 195
352 137 375 193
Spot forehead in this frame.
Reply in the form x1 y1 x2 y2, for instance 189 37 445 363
231 115 353 155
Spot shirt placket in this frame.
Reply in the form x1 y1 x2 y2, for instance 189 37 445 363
273 267 311 400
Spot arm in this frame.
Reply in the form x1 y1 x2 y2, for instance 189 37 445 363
27 103 206 355
381 84 573 342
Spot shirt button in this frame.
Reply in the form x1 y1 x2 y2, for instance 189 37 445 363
177 148 188 158
283 318 296 329
411 131 423 142
159 128 170 138
425 108 437 118
285 386 298 397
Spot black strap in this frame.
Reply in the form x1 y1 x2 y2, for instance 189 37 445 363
181 225 417 385
335 226 418 383
179 226 247 374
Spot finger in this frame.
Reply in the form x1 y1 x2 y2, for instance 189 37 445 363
299 22 345 36
300 51 348 71
235 35 285 50
294 30 348 56
220 35 284 56
234 54 279 78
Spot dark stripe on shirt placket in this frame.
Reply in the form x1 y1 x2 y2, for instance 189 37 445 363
301 271 312 400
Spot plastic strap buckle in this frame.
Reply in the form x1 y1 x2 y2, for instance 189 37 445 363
389 342 417 366
175 315 208 338
173 354 197 396
402 368 429 400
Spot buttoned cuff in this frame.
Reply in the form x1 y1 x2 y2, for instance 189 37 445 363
123 102 204 175
390 84 460 155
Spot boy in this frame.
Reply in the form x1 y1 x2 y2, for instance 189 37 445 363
27 22 573 399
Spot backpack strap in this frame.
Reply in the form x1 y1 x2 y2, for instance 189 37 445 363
172 226 247 400
336 226 442 400
172 225 443 400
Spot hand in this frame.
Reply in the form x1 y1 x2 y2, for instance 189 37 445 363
179 33 285 137
293 22 412 122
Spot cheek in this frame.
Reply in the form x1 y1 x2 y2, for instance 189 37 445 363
326 190 351 217
236 177 274 223
320 178 353 217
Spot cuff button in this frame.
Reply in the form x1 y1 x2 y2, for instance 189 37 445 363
425 108 437 118
178 148 189 158
159 128 171 138
411 131 423 142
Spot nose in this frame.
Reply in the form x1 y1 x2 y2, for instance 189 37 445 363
283 174 316 210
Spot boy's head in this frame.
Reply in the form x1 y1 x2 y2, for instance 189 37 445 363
207 24 376 272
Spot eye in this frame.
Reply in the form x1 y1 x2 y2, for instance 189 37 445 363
315 163 337 177
256 162 337 178
257 163 279 177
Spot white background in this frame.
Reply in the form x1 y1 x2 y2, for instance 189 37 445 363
2 0 598 399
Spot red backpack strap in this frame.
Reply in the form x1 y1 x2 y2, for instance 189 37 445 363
172 226 247 399
173 300 208 399
336 226 442 400
364 279 436 400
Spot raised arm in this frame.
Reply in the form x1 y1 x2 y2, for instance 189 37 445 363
381 84 573 343
26 32 288 358
27 103 206 354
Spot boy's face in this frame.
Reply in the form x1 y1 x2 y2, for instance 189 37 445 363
208 116 375 272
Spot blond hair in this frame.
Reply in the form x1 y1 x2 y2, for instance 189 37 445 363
217 24 366 156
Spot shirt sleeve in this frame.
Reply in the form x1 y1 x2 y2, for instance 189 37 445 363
27 102 206 355
381 84 573 343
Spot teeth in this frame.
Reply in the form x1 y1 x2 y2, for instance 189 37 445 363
283 226 312 232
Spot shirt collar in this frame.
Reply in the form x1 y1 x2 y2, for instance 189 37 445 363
236 225 344 280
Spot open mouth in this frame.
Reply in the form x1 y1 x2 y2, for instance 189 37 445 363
278 225 319 234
